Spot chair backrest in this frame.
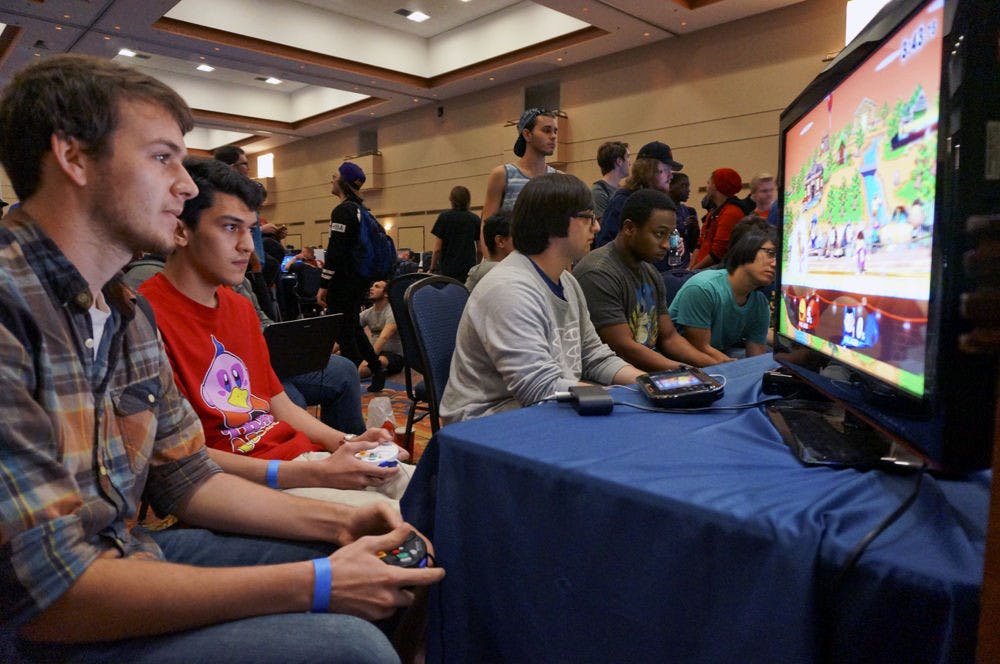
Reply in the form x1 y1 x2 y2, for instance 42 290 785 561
294 264 323 298
293 264 324 317
405 276 469 431
387 272 430 373
387 272 431 402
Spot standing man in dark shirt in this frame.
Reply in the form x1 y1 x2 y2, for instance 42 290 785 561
316 162 386 392
667 172 700 269
430 185 480 281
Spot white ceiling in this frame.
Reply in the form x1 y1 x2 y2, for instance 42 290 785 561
0 0 807 153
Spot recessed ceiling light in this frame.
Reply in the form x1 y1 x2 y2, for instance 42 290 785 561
394 8 430 23
264 77 282 85
118 48 136 57
196 64 215 72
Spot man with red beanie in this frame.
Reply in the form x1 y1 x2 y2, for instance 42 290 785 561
692 167 745 269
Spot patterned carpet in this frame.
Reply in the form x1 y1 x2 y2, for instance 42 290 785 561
360 376 432 463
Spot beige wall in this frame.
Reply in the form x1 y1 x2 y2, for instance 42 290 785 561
261 0 845 251
2 2 844 245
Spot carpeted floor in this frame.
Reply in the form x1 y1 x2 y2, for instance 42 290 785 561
360 374 432 463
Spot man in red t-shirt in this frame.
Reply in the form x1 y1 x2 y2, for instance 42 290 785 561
141 158 409 506
692 168 745 269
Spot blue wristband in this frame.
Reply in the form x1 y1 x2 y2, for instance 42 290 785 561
311 557 332 613
265 460 281 489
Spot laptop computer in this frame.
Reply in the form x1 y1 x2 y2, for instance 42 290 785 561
263 313 342 380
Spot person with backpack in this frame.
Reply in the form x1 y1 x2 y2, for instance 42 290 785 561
691 167 746 270
317 161 392 392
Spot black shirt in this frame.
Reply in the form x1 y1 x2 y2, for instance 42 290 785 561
431 209 480 281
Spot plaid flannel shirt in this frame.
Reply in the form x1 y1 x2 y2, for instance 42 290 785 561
0 208 220 631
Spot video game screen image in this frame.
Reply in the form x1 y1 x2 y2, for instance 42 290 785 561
778 0 943 399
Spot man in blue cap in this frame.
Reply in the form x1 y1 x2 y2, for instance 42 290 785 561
480 108 560 253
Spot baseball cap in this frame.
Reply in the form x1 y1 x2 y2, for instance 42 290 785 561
338 161 366 190
636 141 683 171
513 108 551 157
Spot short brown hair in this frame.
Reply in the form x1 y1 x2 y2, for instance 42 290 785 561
596 141 629 175
449 185 471 211
0 54 193 200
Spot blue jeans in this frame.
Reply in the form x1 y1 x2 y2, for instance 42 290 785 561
13 529 399 664
283 354 365 434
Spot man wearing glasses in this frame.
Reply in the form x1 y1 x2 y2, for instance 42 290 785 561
668 225 778 360
441 173 644 424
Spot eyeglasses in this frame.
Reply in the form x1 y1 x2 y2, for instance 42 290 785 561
573 212 597 224
758 247 777 260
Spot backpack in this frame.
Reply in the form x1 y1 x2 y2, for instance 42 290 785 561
350 202 396 281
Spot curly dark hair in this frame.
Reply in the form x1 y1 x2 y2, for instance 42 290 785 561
178 158 265 228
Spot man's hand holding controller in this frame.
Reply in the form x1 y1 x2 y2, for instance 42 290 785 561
315 526 444 621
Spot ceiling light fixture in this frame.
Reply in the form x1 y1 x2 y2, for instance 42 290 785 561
118 48 136 57
264 77 282 85
196 64 215 72
394 8 430 23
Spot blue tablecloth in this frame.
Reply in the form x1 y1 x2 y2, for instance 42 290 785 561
402 354 990 663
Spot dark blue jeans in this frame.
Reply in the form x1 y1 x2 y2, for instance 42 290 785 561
13 529 399 664
283 354 365 434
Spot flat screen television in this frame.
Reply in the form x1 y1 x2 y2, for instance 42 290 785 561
773 0 999 473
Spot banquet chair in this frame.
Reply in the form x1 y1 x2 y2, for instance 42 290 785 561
404 276 469 433
386 272 432 440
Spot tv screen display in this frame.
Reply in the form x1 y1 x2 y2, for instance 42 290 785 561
777 0 944 400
